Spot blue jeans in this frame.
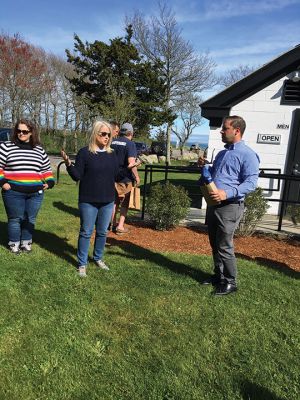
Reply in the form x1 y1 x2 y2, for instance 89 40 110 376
2 189 44 244
78 201 114 267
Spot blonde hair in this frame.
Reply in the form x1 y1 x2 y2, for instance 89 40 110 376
88 120 113 154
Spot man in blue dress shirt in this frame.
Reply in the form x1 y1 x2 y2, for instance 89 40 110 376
199 115 260 295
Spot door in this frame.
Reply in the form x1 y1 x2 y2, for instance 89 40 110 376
285 108 300 204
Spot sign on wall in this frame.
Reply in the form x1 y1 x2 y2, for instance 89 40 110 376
257 134 281 145
276 124 289 129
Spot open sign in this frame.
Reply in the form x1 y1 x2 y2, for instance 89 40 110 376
257 134 281 144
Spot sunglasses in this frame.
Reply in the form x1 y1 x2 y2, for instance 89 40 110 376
17 129 31 135
97 131 111 138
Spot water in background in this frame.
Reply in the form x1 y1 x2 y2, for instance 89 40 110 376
171 140 208 149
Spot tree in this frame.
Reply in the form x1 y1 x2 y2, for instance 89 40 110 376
98 77 136 127
0 33 50 123
127 1 217 162
220 64 257 88
153 126 167 143
172 93 203 155
0 33 95 134
66 26 169 136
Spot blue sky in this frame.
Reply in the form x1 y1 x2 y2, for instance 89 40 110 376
1 0 300 143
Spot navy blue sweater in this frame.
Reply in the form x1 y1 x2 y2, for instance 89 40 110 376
66 147 119 203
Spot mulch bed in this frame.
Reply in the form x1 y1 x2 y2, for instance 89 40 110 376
107 221 300 273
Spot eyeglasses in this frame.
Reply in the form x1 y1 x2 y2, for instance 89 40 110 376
17 129 31 135
97 131 111 137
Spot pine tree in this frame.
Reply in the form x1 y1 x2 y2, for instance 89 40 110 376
66 26 172 137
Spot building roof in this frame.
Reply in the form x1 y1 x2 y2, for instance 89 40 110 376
200 44 300 127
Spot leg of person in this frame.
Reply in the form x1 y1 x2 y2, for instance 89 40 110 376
113 182 130 232
213 203 244 295
93 201 114 270
21 191 44 252
116 183 132 233
77 202 98 276
204 205 224 285
109 203 116 231
111 189 121 231
2 189 26 254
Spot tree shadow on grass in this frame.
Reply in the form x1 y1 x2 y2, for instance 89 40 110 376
34 228 77 267
0 221 77 267
52 201 79 217
240 380 284 400
107 236 209 284
236 253 299 279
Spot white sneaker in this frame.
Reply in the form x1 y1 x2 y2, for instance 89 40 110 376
95 260 109 270
9 242 20 254
20 243 32 253
77 266 87 277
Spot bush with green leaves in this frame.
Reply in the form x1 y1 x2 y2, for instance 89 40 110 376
236 187 270 236
146 181 191 230
287 204 300 225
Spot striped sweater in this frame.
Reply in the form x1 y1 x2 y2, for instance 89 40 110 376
0 141 55 193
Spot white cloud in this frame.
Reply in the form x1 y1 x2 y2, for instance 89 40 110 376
177 0 300 22
201 21 300 71
206 0 300 19
25 21 125 56
210 41 294 59
25 28 75 55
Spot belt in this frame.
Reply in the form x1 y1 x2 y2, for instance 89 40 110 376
220 199 244 206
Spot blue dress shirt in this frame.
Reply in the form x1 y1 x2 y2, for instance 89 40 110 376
209 140 260 200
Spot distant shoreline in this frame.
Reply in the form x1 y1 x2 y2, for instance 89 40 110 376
171 141 208 149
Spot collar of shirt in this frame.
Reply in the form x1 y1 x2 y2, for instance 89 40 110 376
224 140 244 150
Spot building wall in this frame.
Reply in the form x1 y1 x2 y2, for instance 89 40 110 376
206 77 297 214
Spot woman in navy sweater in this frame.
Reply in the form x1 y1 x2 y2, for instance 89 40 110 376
61 120 118 277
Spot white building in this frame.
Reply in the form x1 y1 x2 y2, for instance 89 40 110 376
200 45 300 214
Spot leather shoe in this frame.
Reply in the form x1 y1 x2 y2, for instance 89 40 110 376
202 275 220 286
214 283 237 296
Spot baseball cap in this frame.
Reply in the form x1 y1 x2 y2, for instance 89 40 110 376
120 123 133 135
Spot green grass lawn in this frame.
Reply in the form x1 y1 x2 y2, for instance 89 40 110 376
0 176 299 400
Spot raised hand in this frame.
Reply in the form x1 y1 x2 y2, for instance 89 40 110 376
198 156 206 167
61 148 71 167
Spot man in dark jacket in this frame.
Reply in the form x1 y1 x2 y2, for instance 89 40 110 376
111 123 140 234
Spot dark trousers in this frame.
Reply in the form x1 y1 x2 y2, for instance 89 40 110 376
207 202 244 284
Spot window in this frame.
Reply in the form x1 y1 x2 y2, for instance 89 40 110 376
281 79 300 105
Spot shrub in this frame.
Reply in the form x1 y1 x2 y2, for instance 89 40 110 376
286 204 300 225
146 181 191 230
236 187 270 236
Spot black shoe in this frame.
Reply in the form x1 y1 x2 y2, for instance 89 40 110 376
214 283 237 296
202 275 220 286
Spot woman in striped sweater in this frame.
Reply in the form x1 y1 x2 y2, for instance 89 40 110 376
0 119 55 253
